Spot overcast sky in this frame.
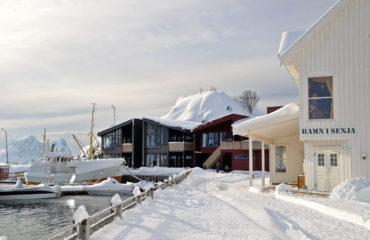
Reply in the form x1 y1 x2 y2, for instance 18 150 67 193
0 0 338 153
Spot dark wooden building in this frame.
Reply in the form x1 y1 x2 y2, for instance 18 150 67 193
97 118 143 168
142 118 196 168
192 114 270 171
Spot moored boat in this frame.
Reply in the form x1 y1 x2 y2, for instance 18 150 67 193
0 179 61 201
85 177 134 196
25 152 126 185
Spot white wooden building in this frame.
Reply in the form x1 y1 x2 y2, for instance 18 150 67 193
279 0 370 191
234 0 370 192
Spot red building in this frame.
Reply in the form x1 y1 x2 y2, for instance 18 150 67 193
0 163 10 180
192 114 269 171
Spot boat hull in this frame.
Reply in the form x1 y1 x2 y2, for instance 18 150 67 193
0 186 61 201
25 158 126 186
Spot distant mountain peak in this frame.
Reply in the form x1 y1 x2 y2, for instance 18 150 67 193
0 135 71 165
161 91 250 123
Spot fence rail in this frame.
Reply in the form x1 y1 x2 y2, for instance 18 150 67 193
41 169 192 240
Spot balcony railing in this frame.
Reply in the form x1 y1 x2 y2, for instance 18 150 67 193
168 142 193 152
122 143 133 153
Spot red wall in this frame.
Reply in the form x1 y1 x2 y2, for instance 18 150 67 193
226 149 269 171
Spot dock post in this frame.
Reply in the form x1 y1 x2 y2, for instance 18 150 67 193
78 219 90 240
117 204 122 219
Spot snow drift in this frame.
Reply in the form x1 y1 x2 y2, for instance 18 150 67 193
161 91 250 123
329 178 370 204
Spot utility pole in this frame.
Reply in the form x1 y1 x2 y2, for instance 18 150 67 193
111 105 116 126
1 128 8 164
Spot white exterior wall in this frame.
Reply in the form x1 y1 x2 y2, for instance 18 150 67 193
270 134 304 184
289 0 370 189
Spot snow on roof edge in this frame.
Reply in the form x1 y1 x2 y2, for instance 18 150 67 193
144 117 201 131
278 0 345 63
232 103 299 137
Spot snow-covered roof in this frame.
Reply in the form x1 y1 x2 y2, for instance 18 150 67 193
144 117 200 131
277 31 304 58
279 0 348 64
232 103 299 137
161 91 250 123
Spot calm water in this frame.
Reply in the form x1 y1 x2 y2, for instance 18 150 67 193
0 194 130 240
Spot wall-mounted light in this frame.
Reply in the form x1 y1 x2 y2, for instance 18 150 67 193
361 152 367 160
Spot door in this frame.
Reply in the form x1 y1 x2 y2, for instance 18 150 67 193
315 149 340 192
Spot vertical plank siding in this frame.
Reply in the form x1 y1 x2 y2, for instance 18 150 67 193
294 0 369 189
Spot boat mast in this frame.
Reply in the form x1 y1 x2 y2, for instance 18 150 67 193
42 128 46 157
89 103 96 160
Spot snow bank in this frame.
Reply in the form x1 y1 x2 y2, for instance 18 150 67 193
161 91 250 123
329 178 370 204
129 167 185 176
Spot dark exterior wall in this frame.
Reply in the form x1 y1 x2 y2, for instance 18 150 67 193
142 119 192 168
132 119 143 168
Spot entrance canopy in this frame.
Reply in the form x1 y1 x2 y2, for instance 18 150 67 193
232 103 299 144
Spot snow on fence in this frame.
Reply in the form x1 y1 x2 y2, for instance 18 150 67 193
40 169 192 240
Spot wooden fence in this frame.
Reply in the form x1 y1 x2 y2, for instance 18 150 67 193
41 169 192 240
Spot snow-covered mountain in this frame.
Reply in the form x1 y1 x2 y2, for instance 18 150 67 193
0 135 71 165
161 91 250 122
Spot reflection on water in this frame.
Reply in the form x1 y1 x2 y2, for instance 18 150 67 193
0 194 130 240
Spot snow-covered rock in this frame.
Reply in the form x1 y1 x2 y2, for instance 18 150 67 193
161 91 250 123
329 178 370 204
0 135 72 165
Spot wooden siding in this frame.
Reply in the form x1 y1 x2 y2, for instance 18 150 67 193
122 143 133 153
288 0 370 189
168 142 193 152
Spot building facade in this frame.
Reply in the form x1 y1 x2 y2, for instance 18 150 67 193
142 118 195 168
279 0 370 191
193 114 269 171
98 118 143 168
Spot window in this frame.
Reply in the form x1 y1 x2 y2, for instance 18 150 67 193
161 127 168 145
185 135 193 142
202 133 208 147
275 146 287 172
146 154 158 166
214 133 219 147
318 154 325 166
208 132 215 147
103 133 114 149
330 154 337 166
145 123 161 148
160 154 167 166
220 132 227 142
308 76 333 119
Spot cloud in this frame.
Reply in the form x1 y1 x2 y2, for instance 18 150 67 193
0 0 338 153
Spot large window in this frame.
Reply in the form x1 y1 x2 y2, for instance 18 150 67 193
145 123 165 148
308 76 333 119
275 146 287 172
103 133 113 149
202 132 219 147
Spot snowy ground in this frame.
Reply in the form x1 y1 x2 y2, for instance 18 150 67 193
91 168 370 240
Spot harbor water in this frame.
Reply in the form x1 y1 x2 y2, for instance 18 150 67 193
0 194 130 240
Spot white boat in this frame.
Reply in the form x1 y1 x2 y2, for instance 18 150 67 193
85 177 134 196
0 180 61 201
25 152 126 185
